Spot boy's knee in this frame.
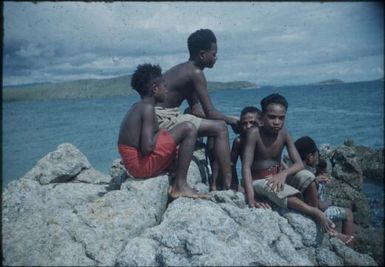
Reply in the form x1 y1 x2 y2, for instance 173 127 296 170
183 121 197 135
215 120 228 134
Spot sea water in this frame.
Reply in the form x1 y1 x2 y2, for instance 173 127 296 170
2 80 384 225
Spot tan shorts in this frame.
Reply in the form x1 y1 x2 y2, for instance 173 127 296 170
252 178 300 208
155 106 202 131
286 169 316 193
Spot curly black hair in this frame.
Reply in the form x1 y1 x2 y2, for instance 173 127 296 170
260 93 288 113
131 64 162 96
294 136 318 161
240 106 261 117
187 29 216 58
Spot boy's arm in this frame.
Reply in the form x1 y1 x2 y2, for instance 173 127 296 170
140 105 159 156
267 130 304 192
187 93 206 118
241 128 271 209
241 130 256 207
285 132 304 176
191 71 239 126
230 137 241 182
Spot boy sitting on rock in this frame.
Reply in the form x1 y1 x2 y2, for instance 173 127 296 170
230 106 262 192
290 136 354 245
117 63 205 199
155 29 239 191
241 93 336 234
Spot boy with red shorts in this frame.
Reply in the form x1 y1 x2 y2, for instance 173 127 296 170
118 63 205 199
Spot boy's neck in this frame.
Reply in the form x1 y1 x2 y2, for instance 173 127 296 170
188 58 205 70
141 95 156 105
260 126 279 138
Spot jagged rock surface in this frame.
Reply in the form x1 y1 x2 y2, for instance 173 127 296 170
2 143 379 266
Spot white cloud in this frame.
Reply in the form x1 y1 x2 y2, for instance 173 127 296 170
3 1 384 86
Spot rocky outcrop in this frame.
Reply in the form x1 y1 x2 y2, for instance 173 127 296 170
2 143 379 266
319 143 384 265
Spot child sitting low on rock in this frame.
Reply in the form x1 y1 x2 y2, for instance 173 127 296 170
117 63 206 199
230 106 263 192
288 136 354 245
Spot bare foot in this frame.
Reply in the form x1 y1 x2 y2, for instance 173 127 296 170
168 185 208 200
330 232 354 246
314 209 335 234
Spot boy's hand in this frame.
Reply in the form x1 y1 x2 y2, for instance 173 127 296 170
267 172 286 192
228 116 240 134
248 199 271 209
316 175 331 184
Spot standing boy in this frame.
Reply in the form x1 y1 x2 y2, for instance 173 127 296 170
118 63 204 199
241 94 336 233
230 106 262 191
293 136 354 245
155 29 239 190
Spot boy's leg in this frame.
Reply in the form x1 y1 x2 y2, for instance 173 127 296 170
287 196 335 234
198 119 232 189
207 136 219 191
303 181 319 208
168 122 205 198
342 207 354 236
324 206 354 245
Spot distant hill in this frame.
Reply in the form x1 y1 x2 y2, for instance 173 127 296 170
314 79 344 85
2 75 256 102
207 81 256 91
3 75 133 102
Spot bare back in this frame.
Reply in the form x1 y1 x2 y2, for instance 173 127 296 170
118 102 159 148
156 61 200 108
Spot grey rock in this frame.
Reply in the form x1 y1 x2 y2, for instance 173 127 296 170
282 211 321 247
119 196 314 266
3 143 378 266
330 145 363 191
74 167 111 184
316 248 344 266
22 143 91 185
330 237 378 266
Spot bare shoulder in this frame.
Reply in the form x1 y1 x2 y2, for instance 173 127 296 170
246 127 260 140
136 102 154 115
249 126 260 135
167 61 197 75
279 127 291 139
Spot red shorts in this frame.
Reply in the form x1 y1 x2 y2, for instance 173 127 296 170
252 164 281 180
118 129 177 179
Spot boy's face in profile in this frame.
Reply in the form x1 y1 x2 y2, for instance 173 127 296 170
240 112 260 133
153 78 167 103
202 43 217 68
262 103 286 134
306 150 320 167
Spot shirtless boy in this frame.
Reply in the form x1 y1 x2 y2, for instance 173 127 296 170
241 93 336 233
118 63 204 199
293 136 354 245
155 29 239 190
230 106 262 191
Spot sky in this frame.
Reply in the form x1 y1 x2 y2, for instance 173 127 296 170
3 1 384 87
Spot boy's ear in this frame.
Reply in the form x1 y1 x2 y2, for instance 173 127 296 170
150 83 158 95
199 50 205 59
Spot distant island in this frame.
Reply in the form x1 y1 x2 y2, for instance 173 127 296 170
313 79 344 85
2 75 256 102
